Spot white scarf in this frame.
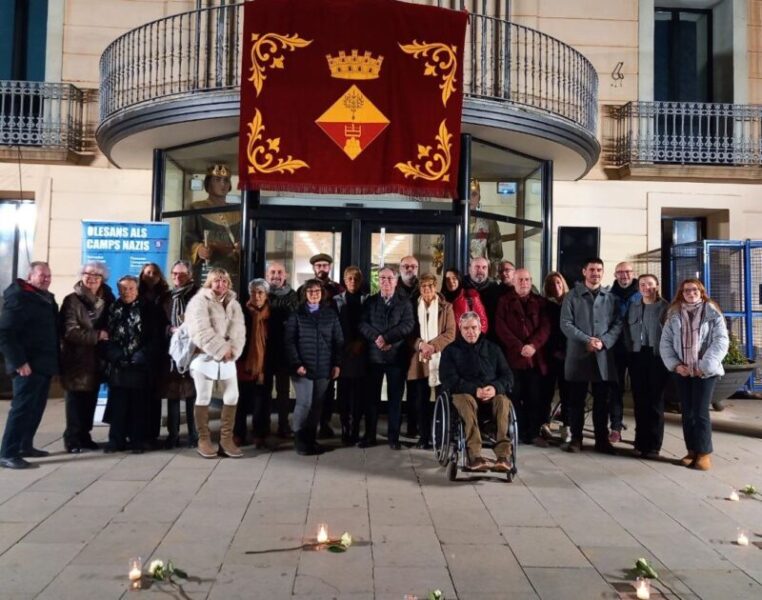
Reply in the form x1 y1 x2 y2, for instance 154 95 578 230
418 295 441 387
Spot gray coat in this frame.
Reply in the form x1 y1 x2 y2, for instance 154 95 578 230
560 282 623 382
659 302 729 378
624 298 668 356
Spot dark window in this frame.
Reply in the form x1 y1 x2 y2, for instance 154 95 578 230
654 8 712 103
661 216 707 297
0 0 48 81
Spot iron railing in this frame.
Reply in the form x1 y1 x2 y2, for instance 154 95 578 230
0 81 85 151
99 2 598 135
607 101 762 167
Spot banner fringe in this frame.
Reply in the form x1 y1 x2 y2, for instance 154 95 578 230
240 181 459 200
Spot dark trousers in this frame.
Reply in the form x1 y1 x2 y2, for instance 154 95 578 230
609 350 629 431
0 372 51 459
543 357 569 425
630 350 667 453
673 374 716 455
234 381 271 440
166 396 197 443
147 384 162 442
567 380 612 445
266 368 292 431
366 363 406 444
337 376 365 439
63 388 99 448
107 386 148 450
513 367 546 442
320 379 335 430
406 378 435 445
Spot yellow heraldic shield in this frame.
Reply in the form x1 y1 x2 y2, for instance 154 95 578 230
316 85 390 160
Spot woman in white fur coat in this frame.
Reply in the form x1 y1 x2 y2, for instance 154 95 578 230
185 268 245 458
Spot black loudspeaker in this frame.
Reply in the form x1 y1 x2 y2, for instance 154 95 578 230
557 226 600 287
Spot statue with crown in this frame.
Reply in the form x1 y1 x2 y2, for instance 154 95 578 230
183 163 241 288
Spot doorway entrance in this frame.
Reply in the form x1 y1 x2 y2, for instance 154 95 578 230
250 206 460 291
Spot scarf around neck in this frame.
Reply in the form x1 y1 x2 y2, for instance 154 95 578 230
680 300 704 373
170 282 197 328
418 295 441 386
242 300 270 383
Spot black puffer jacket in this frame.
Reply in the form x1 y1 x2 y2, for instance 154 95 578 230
439 336 513 397
359 294 415 365
268 286 299 362
0 279 59 376
284 304 343 380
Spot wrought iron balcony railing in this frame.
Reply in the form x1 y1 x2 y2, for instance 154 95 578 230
607 101 762 168
0 81 85 151
99 2 598 135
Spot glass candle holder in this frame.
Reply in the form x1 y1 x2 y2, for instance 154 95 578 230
635 576 650 599
128 557 142 590
316 523 329 544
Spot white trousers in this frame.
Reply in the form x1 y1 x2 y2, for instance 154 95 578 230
191 371 239 407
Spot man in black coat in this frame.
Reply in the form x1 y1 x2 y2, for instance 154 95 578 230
358 266 415 449
0 262 59 469
463 256 506 339
266 261 300 437
440 311 514 473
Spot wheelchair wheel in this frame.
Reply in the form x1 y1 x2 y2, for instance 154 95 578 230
432 391 451 467
447 459 458 481
509 402 519 470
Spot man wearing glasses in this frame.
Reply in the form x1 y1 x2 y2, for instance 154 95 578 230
359 267 415 449
396 256 420 301
608 261 641 444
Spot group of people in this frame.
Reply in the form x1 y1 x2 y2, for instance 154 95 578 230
0 252 729 473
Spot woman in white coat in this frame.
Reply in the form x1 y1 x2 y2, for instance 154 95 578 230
185 268 245 458
660 278 728 471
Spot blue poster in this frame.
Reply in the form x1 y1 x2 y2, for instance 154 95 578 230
81 220 170 280
80 220 170 425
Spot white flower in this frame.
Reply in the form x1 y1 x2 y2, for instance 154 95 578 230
148 559 164 575
340 532 353 548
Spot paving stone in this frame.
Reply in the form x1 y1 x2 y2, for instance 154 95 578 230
0 522 36 554
35 563 129 600
0 491 73 523
0 542 83 596
371 524 447 567
501 525 591 568
524 566 619 600
23 505 114 544
673 568 762 599
295 544 373 595
444 542 535 595
373 565 457 600
71 522 169 566
208 563 296 599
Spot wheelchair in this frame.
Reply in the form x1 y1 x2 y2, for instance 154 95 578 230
431 390 518 482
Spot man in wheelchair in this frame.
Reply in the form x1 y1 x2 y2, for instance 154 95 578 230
440 312 514 472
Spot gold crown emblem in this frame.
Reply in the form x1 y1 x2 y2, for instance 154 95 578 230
207 163 232 178
326 50 383 80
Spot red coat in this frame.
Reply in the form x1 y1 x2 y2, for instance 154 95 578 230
450 288 488 334
495 291 551 374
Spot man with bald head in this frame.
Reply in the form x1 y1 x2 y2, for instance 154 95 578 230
397 255 420 301
608 261 641 444
266 261 299 437
464 256 503 336
495 268 551 446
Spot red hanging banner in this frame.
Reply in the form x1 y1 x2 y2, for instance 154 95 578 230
238 0 468 198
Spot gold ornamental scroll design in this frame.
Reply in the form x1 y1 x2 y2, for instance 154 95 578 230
248 33 313 96
394 119 452 182
246 109 309 175
398 41 458 107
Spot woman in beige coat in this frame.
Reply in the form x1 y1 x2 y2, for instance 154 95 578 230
185 268 245 458
407 273 456 449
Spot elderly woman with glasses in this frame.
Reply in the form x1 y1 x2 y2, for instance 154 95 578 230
59 261 115 453
234 278 272 449
660 278 728 471
285 279 343 455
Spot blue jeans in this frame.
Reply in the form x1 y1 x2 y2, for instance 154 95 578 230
0 371 51 458
673 374 716 455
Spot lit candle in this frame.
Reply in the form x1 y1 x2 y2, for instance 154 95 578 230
729 490 740 502
317 523 329 544
128 557 142 590
635 577 650 599
737 529 750 546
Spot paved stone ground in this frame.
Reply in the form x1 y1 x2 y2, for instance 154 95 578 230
0 398 761 600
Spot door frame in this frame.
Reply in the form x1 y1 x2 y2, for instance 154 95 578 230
248 205 461 288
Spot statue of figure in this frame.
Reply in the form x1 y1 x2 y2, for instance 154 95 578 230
468 177 503 276
184 164 241 289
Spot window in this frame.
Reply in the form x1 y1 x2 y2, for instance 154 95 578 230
0 200 35 307
0 0 48 81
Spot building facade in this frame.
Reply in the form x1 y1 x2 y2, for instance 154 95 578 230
0 0 760 304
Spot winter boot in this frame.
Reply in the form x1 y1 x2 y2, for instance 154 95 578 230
218 405 243 458
194 405 217 458
693 453 712 471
